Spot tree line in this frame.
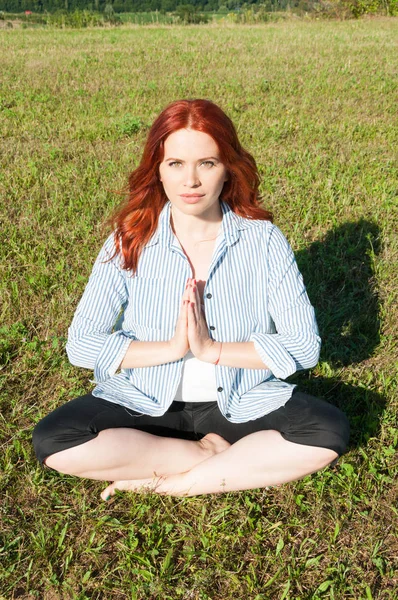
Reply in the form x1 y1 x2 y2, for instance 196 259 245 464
0 0 305 13
1 0 396 17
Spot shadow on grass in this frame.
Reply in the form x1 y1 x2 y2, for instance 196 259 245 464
288 373 385 450
290 219 384 450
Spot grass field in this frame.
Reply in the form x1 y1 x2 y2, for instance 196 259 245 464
1 18 397 600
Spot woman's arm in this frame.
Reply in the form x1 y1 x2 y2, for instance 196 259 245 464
200 225 319 375
120 340 179 368
66 235 179 381
248 224 321 379
200 340 269 369
66 234 131 380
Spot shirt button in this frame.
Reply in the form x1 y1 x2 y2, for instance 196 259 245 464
206 293 212 299
225 412 231 418
217 387 223 392
210 326 215 331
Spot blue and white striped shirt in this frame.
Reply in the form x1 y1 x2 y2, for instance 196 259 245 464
66 200 321 423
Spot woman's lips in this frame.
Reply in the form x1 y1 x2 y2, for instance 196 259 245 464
179 194 205 204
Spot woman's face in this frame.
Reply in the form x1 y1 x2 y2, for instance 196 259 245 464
158 128 228 217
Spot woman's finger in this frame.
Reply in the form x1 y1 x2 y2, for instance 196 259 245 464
187 301 196 326
193 283 200 305
193 284 203 322
187 282 194 303
182 281 192 303
189 282 198 319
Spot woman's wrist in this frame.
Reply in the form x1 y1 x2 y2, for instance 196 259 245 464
121 340 181 369
200 340 223 364
167 338 188 362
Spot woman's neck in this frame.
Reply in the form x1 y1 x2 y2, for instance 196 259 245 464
170 204 223 243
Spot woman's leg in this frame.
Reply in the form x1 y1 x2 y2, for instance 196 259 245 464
101 430 337 498
45 427 230 481
101 390 349 498
33 394 230 481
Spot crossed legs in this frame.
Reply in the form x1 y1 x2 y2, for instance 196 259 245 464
34 392 347 500
43 427 337 499
100 429 338 498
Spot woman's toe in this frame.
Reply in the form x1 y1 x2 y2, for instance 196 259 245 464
101 483 115 501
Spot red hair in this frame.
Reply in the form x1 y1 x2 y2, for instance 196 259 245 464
110 99 272 272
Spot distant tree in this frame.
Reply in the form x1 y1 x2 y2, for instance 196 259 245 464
175 1 208 18
104 0 121 18
176 1 193 17
161 0 175 10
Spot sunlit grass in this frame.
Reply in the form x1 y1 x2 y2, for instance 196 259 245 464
1 18 397 599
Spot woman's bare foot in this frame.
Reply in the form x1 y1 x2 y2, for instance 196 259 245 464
100 476 167 501
100 433 231 501
197 432 231 457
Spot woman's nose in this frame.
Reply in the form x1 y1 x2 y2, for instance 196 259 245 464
184 167 200 187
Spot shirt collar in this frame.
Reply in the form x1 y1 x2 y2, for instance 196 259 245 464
145 200 251 248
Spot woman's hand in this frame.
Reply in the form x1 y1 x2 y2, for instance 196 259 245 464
186 278 220 363
168 282 190 360
168 278 219 362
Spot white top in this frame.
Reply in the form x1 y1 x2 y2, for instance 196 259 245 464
173 303 218 403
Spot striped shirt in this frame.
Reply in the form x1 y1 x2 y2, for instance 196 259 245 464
66 200 321 423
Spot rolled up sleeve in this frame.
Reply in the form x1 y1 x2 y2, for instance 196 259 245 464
93 329 133 383
250 225 321 379
66 234 135 381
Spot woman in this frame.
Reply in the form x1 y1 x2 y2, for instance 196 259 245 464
33 99 350 499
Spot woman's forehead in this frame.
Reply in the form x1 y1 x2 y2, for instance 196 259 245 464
163 129 220 158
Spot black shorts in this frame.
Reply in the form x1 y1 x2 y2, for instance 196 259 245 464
32 389 350 466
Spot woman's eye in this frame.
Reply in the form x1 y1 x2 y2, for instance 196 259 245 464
168 161 215 168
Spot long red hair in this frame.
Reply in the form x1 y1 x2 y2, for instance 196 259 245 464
110 99 272 272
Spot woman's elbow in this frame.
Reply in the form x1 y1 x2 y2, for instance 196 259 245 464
65 341 96 370
295 336 321 371
304 337 321 369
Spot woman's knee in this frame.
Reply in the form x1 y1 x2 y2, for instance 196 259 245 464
32 407 92 468
337 408 350 454
32 414 57 466
326 404 350 457
31 394 102 466
287 391 350 457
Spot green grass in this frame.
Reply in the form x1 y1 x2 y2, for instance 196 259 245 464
1 18 397 599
